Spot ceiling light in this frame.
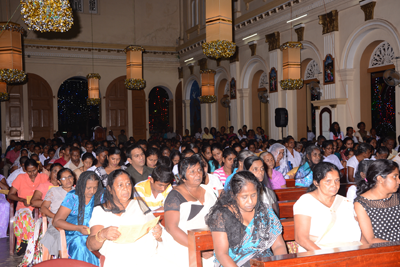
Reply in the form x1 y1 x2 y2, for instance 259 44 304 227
242 33 258 41
184 58 194 62
287 14 307 23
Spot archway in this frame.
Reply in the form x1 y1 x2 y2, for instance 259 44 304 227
149 87 171 135
58 76 100 138
189 80 201 135
298 59 321 139
106 76 128 140
28 73 54 141
217 79 228 129
360 41 396 137
251 70 266 130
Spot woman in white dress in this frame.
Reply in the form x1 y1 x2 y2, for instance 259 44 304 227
87 169 172 267
294 162 367 252
164 156 217 267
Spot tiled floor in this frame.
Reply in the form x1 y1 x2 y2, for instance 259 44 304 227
0 237 23 267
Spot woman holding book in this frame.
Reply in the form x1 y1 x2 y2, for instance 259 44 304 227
87 169 172 267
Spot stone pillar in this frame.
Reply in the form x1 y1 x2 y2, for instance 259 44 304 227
127 90 133 138
201 103 211 129
286 90 297 139
337 68 355 128
22 83 29 140
210 102 217 128
183 100 191 134
237 88 250 128
268 48 283 139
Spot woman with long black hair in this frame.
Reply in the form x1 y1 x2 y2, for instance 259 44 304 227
53 171 103 265
243 156 279 217
329 122 344 141
94 147 126 187
87 169 171 266
206 171 286 267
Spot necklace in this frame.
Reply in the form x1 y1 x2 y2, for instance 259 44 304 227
184 183 200 202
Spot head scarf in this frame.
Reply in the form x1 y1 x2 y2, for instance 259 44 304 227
268 143 290 178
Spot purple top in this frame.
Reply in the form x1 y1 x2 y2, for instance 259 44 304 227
269 169 286 190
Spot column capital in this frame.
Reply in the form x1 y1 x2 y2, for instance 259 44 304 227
237 88 250 97
319 10 339 35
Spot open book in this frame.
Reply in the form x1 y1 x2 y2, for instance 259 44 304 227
114 216 160 244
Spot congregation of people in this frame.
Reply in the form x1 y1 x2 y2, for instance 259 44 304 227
1 122 400 267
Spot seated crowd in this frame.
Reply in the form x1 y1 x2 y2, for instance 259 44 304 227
0 122 399 267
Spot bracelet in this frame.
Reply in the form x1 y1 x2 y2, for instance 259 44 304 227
95 229 106 243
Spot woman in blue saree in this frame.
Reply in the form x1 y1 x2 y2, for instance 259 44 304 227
206 171 287 267
294 145 322 187
53 171 103 265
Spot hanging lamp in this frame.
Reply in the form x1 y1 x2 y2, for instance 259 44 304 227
202 0 236 59
86 10 100 106
0 22 26 101
20 0 73 32
279 42 304 90
124 45 146 90
199 69 217 103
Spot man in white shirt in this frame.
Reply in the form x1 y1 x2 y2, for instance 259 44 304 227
64 147 83 171
87 146 108 171
194 127 202 140
286 137 302 168
238 129 247 141
106 130 117 143
6 156 28 187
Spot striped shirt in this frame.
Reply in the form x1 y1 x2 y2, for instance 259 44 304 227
134 178 172 210
213 167 228 185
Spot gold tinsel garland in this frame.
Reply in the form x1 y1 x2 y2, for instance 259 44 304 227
199 95 217 103
0 92 10 102
200 69 216 74
20 0 74 32
0 23 25 34
87 98 100 106
124 45 145 53
86 73 101 80
0 69 26 84
280 42 303 50
202 40 236 59
280 79 304 90
125 78 146 90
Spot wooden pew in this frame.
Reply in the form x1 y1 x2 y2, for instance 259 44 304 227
188 219 295 267
285 179 296 188
274 187 307 202
250 241 400 266
278 200 295 219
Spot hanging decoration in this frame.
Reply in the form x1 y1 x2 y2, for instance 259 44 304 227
20 0 73 32
124 45 146 90
86 11 100 106
199 69 217 103
202 0 236 59
0 22 26 101
86 73 101 106
279 41 304 90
